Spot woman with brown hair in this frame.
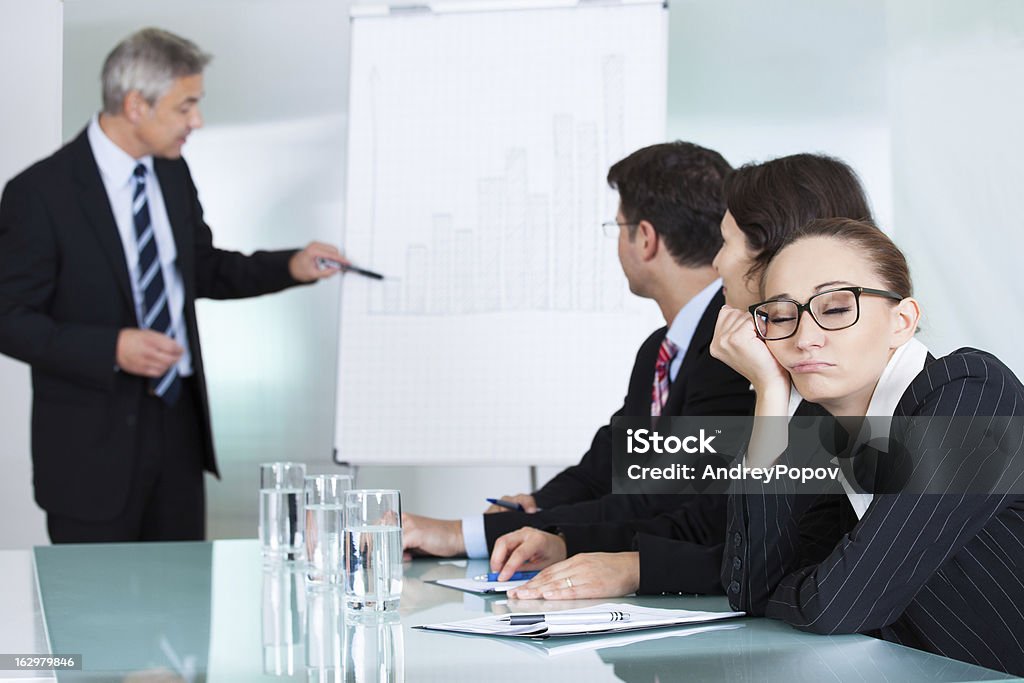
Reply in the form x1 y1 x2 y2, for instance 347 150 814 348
712 217 1024 675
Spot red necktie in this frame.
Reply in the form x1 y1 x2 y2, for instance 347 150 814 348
651 337 679 417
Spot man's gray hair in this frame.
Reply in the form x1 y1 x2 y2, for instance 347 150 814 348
101 28 212 115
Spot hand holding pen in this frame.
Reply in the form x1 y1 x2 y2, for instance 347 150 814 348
315 255 385 280
290 242 347 282
489 527 568 582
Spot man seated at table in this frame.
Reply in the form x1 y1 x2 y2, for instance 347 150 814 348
402 141 754 594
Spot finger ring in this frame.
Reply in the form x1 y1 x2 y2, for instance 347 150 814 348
565 577 573 589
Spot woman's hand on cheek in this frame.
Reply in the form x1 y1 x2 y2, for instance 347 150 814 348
710 305 791 397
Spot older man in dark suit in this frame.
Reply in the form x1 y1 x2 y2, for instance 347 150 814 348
0 28 344 543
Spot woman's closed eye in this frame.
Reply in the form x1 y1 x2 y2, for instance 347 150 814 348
821 306 852 316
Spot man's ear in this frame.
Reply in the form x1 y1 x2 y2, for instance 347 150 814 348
123 91 148 123
636 220 658 261
890 296 921 347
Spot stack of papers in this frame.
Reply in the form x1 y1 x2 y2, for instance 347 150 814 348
413 602 744 638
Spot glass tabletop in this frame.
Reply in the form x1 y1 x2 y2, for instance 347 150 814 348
31 540 1014 682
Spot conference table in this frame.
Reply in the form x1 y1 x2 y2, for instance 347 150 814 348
4 539 1016 682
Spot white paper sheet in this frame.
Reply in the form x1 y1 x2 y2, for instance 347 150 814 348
498 621 745 657
414 602 744 638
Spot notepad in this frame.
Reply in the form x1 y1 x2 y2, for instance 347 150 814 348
430 577 531 594
413 602 744 638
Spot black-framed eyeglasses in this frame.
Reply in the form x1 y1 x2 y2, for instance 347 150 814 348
748 286 904 341
601 220 637 238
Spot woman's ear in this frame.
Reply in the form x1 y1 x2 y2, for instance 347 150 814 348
890 296 921 347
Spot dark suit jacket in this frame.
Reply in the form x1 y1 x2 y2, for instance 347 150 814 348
0 129 301 520
530 289 747 508
723 348 1024 676
484 291 755 593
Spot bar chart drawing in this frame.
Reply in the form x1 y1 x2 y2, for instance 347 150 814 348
363 130 632 317
337 1 669 465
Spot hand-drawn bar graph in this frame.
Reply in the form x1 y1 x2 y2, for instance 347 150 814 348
338 2 668 466
363 92 629 316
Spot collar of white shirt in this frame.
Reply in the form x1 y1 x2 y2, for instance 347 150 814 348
664 278 722 382
786 336 930 518
87 114 155 189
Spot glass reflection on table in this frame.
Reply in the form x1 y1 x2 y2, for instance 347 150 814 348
343 612 404 683
262 562 306 676
305 587 343 682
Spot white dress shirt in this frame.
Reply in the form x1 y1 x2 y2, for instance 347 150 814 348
87 115 193 376
785 337 930 519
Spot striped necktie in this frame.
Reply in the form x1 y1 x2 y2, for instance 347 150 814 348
133 164 181 405
650 336 679 418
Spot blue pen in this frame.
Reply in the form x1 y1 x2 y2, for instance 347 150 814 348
486 498 525 512
474 570 540 582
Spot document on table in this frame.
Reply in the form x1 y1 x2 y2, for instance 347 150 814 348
430 577 530 594
500 621 745 657
413 602 745 638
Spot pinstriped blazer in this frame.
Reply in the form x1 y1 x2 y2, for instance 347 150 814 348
723 348 1024 675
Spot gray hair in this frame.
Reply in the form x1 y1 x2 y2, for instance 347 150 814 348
101 28 212 115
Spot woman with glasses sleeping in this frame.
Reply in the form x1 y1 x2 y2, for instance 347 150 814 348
711 217 1024 675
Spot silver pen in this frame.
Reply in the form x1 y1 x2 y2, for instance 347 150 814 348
499 611 631 626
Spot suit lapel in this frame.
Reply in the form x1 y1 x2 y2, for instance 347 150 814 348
154 158 194 300
660 289 725 417
70 130 135 316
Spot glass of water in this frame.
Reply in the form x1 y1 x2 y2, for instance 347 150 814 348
304 474 352 586
344 489 403 612
260 462 307 561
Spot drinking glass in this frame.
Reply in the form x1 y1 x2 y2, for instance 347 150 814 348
304 474 353 585
260 462 307 561
343 490 403 612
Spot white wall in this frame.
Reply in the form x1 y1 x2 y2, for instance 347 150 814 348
666 0 1024 375
667 0 893 237
0 0 62 548
886 0 1024 371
